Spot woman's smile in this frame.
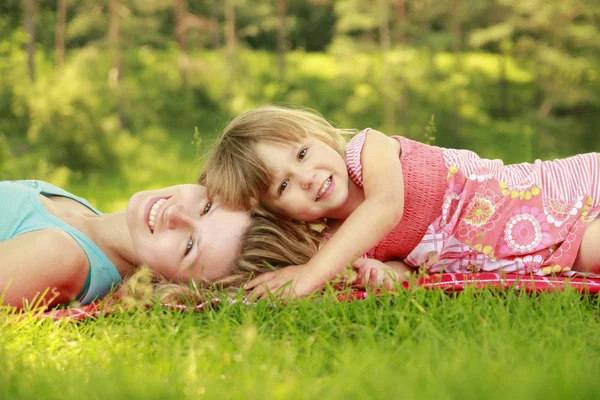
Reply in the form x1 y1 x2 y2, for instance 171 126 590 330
146 197 170 233
126 184 251 283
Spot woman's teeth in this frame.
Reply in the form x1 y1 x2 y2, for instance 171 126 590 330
316 177 331 201
148 198 167 232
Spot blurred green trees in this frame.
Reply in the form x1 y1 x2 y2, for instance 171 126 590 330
0 0 598 208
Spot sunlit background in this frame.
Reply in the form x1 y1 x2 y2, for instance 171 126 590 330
1 0 599 211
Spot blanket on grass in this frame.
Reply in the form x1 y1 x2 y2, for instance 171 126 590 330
38 272 600 321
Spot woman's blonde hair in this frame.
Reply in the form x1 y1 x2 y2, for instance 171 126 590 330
116 207 322 305
203 105 351 210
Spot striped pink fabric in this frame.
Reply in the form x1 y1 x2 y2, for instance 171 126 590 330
406 150 600 276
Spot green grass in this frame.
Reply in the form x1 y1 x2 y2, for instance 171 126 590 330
1 288 599 399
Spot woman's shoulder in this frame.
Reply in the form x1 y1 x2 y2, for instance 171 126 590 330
0 229 90 306
19 229 88 271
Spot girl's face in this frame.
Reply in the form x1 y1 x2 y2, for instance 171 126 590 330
126 184 250 283
257 137 349 221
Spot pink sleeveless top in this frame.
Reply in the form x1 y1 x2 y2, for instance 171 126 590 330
344 130 447 260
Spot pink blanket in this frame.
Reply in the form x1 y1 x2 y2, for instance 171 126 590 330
39 272 600 321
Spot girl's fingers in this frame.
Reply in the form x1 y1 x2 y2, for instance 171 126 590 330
353 269 362 288
277 285 294 299
383 276 393 292
246 285 266 300
245 272 275 289
368 268 378 291
352 258 367 269
356 267 368 288
246 279 289 300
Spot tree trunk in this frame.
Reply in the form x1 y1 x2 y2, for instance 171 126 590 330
394 0 409 136
55 0 66 68
276 0 287 81
174 0 189 90
109 0 122 88
450 0 462 138
24 0 36 82
393 0 405 45
498 51 508 118
224 1 236 105
210 3 220 48
378 0 395 134
109 0 125 128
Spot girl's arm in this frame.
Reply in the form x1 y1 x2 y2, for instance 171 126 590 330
0 230 89 307
246 129 404 297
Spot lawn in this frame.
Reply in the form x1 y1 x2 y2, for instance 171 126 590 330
1 287 599 400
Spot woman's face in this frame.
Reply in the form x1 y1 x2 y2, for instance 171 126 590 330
126 184 250 283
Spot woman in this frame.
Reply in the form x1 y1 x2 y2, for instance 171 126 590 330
0 180 251 308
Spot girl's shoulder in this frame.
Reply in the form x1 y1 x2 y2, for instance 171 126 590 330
345 128 405 152
344 129 404 189
344 128 403 168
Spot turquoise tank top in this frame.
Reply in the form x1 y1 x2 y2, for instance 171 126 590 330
0 180 122 304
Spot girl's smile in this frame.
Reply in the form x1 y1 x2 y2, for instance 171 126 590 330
256 138 352 221
316 176 334 201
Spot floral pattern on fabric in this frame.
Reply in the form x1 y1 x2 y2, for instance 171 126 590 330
406 151 600 277
543 196 584 227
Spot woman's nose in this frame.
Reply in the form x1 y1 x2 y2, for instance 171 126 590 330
165 204 191 230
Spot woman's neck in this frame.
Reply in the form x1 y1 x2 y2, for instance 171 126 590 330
40 195 138 278
83 211 138 278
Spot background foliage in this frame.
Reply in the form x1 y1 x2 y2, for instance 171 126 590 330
1 0 599 210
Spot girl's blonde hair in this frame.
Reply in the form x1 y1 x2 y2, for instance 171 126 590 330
203 105 350 210
116 207 321 305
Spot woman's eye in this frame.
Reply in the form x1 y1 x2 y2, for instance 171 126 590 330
185 237 194 256
278 179 289 195
202 202 212 215
298 148 307 161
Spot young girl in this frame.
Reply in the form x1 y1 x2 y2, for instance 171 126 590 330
203 105 600 297
0 180 252 308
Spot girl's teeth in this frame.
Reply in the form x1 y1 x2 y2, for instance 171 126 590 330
316 177 331 200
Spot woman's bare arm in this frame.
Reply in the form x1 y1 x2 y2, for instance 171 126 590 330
0 229 89 308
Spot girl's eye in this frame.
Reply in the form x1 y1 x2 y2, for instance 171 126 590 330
185 237 194 256
278 179 289 195
298 148 307 161
202 202 212 215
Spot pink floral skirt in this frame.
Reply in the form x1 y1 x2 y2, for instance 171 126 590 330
405 150 600 276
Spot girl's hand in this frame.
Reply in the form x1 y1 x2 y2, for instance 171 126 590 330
244 262 327 299
352 258 411 291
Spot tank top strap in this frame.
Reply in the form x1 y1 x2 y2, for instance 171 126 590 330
34 180 102 215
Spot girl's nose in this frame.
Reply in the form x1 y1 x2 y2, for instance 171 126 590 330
165 204 191 230
298 170 314 190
